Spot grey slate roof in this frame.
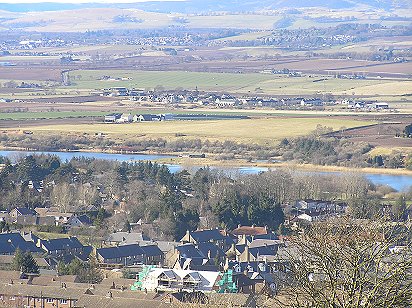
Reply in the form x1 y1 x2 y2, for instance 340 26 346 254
176 244 204 259
0 232 43 254
97 244 144 260
41 237 84 252
13 207 37 216
189 229 226 243
140 244 163 257
106 232 149 244
197 242 225 259
248 245 277 258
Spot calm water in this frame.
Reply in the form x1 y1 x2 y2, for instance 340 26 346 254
0 150 411 191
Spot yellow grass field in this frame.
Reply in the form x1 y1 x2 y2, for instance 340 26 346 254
16 118 375 145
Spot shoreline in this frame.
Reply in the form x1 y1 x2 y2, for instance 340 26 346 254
0 146 411 176
162 156 412 176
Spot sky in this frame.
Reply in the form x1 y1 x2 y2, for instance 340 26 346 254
0 0 183 3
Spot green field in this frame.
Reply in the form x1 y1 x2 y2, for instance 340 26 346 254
0 108 383 121
16 117 375 145
66 70 412 96
0 111 108 120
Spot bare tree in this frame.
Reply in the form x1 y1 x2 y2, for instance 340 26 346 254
275 219 412 308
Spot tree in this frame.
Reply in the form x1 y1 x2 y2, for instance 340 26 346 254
404 123 412 138
123 219 131 233
392 195 407 221
12 249 39 274
275 219 412 308
174 208 200 240
60 257 103 283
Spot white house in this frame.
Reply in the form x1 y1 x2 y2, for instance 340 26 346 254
118 113 133 123
138 267 221 293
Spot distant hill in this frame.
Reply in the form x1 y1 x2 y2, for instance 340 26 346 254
0 0 410 13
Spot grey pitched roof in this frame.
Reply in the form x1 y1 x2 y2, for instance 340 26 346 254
248 245 277 258
68 214 92 225
189 229 225 243
176 244 204 259
0 232 43 254
140 245 163 257
41 237 84 252
249 239 282 248
13 207 37 216
106 232 149 244
197 242 225 259
97 244 144 260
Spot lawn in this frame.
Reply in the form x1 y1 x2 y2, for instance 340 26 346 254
16 117 375 146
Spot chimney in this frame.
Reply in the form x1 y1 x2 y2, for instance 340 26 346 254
207 250 212 259
106 291 112 298
237 224 241 229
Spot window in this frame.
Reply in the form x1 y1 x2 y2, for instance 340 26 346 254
60 299 67 304
46 298 54 303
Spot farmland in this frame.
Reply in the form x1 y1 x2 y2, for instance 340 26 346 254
64 70 412 97
11 117 375 146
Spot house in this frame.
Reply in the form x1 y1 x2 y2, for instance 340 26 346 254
67 214 93 228
107 87 128 97
140 245 165 265
375 102 389 109
237 245 278 263
159 113 174 121
35 209 74 226
37 237 89 258
0 232 43 255
28 180 44 193
97 243 163 266
105 113 122 123
136 114 155 122
118 113 133 123
180 229 234 250
0 211 8 222
293 199 347 214
16 215 56 226
215 98 237 108
0 280 175 308
197 242 226 264
9 207 37 223
166 243 205 268
231 225 268 239
236 233 279 246
135 267 221 293
104 232 150 246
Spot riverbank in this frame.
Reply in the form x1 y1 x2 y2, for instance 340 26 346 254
0 147 411 190
1 146 412 176
157 156 412 176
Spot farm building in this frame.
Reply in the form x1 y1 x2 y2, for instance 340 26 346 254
104 113 121 123
374 102 389 109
